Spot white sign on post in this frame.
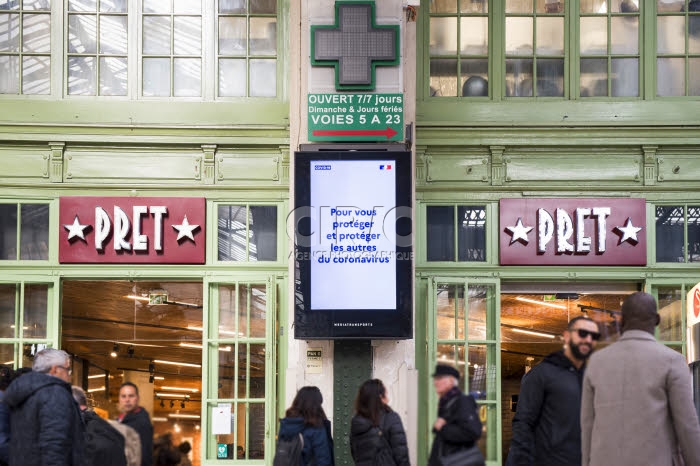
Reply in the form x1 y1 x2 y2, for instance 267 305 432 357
306 348 323 374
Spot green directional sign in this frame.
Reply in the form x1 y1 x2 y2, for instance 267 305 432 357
308 93 403 142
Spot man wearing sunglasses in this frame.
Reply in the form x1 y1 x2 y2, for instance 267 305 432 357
507 315 601 466
4 348 85 466
581 292 700 466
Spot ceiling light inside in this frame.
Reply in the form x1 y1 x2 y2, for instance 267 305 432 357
511 328 557 339
515 296 567 309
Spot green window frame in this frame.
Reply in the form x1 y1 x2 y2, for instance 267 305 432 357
424 204 489 263
205 278 276 462
656 0 700 96
654 204 700 263
0 202 50 262
428 278 501 464
0 0 52 95
647 281 693 352
216 203 280 263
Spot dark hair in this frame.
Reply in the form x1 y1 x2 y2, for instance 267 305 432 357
0 365 12 391
354 379 390 426
119 381 139 396
568 315 597 330
621 292 658 331
178 441 191 454
286 386 327 427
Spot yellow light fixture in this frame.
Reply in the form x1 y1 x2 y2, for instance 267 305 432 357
154 359 201 368
168 413 200 419
125 295 149 302
179 342 231 352
511 328 557 339
159 386 198 393
515 296 567 310
87 386 105 393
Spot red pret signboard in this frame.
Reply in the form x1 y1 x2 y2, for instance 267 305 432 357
500 198 646 266
59 197 205 264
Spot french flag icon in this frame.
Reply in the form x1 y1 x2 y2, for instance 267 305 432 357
379 164 392 170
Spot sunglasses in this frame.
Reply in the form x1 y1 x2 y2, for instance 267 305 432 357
574 328 601 341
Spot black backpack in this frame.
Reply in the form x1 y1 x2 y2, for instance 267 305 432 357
273 432 304 466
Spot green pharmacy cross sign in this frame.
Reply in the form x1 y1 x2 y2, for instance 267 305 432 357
311 1 400 90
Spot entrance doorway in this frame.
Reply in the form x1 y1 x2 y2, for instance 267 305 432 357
499 282 638 461
61 280 203 466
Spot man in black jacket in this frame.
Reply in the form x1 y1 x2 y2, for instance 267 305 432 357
117 382 153 466
4 348 85 466
506 316 601 466
428 364 483 466
72 386 127 466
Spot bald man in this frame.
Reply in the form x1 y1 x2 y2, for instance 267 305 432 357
581 292 700 466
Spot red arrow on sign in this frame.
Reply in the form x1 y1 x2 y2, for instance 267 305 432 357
312 127 398 139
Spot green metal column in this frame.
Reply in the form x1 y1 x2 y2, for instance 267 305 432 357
333 340 372 466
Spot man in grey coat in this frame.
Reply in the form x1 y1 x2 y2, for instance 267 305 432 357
581 291 700 466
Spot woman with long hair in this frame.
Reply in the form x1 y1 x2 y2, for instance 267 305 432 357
349 379 410 466
276 386 334 466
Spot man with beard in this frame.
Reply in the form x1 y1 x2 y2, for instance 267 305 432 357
581 292 700 466
506 316 600 466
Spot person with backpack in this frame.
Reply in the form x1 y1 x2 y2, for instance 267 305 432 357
349 379 410 466
72 386 127 466
274 386 334 466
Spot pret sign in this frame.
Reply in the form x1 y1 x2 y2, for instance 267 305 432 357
308 93 403 142
59 197 205 264
500 198 646 265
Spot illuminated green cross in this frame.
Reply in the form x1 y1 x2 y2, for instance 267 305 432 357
310 1 400 91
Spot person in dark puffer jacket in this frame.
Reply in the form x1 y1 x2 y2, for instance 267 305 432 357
72 386 126 466
276 386 334 466
350 379 410 466
4 348 85 466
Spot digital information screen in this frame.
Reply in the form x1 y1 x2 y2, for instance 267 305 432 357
294 151 412 339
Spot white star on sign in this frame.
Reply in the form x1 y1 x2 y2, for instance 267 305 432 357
505 218 533 244
615 217 642 244
172 215 200 242
64 215 90 242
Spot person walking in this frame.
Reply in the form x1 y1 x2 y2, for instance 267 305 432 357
153 432 180 466
349 379 410 466
0 365 14 466
276 386 334 466
72 385 127 466
117 382 153 466
581 291 700 466
506 316 600 466
428 364 483 466
4 348 85 466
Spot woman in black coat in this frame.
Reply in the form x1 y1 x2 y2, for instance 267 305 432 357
349 379 410 466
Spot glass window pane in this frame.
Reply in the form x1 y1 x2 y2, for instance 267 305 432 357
612 0 639 12
249 344 265 394
430 0 458 13
99 15 127 54
143 0 168 13
657 57 685 96
0 344 14 366
611 58 638 96
0 13 20 51
505 58 533 96
23 284 47 338
250 0 275 14
656 206 684 262
216 343 235 398
436 285 460 340
219 0 245 14
657 287 683 341
580 17 608 55
505 17 533 55
690 18 700 53
237 285 249 337
537 0 565 13
0 0 19 8
99 56 127 95
0 56 19 93
22 13 49 52
249 58 275 97
429 58 458 97
460 17 488 55
0 285 16 338
658 0 683 11
249 206 277 261
174 58 201 97
580 58 607 96
536 17 564 54
174 16 201 55
468 344 492 395
467 286 488 340
20 204 48 261
174 0 199 14
143 16 171 54
0 205 17 260
249 17 275 55
219 16 246 55
611 17 638 54
218 284 238 339
657 16 685 54
218 58 245 96
462 0 488 13
68 0 94 11
68 14 97 53
536 58 564 96
506 0 533 13
218 205 247 261
247 402 265 459
691 58 700 95
581 0 607 12
430 17 457 55
461 63 489 96
22 55 49 94
143 57 170 96
249 286 266 338
100 0 126 13
689 206 700 262
458 206 486 261
427 206 455 261
68 56 96 95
